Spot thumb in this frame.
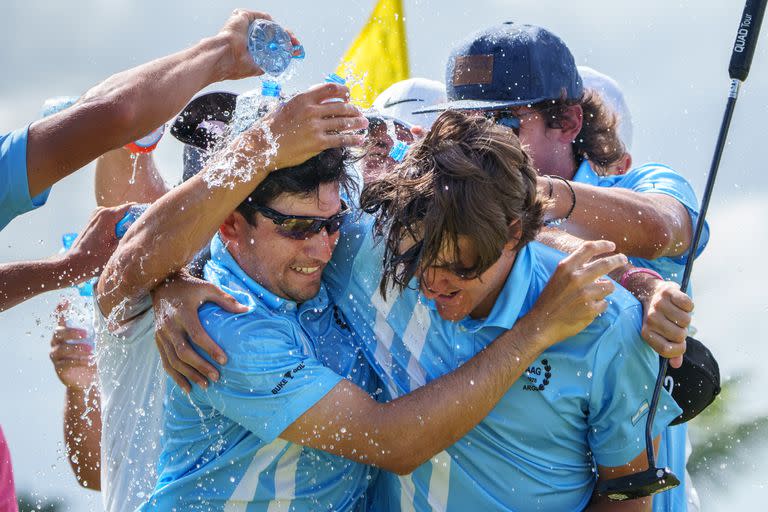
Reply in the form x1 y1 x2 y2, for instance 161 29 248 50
669 355 683 369
207 287 248 314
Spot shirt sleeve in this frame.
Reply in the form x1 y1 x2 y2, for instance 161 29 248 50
0 126 51 231
193 304 344 444
587 304 682 468
610 164 709 263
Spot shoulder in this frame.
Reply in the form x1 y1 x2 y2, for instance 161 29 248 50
610 163 695 195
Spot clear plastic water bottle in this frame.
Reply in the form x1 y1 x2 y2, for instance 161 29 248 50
247 20 305 76
60 234 96 346
232 80 281 134
115 204 151 239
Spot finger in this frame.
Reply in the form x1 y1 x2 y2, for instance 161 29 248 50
320 116 370 134
284 28 302 50
55 301 70 326
206 288 248 315
648 315 688 346
581 253 628 281
669 355 684 369
304 83 350 104
561 240 617 270
52 326 88 344
410 125 426 138
314 101 364 119
170 336 215 386
322 132 366 148
641 329 686 360
667 289 694 313
232 9 273 23
157 338 191 394
583 279 616 302
185 320 227 369
655 299 692 330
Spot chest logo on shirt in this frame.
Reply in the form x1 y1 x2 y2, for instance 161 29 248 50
522 358 553 392
271 361 306 395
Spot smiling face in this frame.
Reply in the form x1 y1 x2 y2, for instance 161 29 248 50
360 120 415 182
404 233 518 321
225 182 342 303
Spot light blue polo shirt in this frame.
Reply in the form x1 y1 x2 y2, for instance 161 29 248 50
325 217 682 511
141 235 377 512
573 160 708 512
0 126 51 231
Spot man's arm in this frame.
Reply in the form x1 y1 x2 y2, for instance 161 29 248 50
586 438 661 512
25 9 273 198
0 204 131 312
94 149 168 207
49 303 102 490
541 178 692 259
273 242 625 474
536 226 691 367
96 85 367 320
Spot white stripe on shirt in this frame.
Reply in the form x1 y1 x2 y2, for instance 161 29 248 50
224 439 288 512
426 451 452 512
267 443 302 512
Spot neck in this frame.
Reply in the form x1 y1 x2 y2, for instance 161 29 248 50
468 250 517 319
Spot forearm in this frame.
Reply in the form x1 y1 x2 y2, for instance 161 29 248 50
370 314 548 472
95 149 168 207
63 386 102 490
549 180 690 259
0 256 78 312
97 130 273 316
27 35 230 197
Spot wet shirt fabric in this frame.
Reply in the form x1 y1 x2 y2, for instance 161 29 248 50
324 218 682 512
142 235 377 512
0 126 51 231
0 426 18 512
573 159 708 512
93 297 165 512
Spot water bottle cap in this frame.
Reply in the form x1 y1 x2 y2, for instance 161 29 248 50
325 73 346 85
389 141 409 162
61 233 78 250
78 280 95 297
261 80 282 97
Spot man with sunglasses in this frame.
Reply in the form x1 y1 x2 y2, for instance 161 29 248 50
415 23 709 512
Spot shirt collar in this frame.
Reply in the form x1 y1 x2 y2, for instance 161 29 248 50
207 234 299 313
457 243 535 333
571 159 600 186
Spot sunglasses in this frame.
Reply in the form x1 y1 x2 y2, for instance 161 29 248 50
484 110 522 133
252 200 350 240
392 240 487 281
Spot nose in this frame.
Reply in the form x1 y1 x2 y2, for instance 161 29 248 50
419 267 456 299
304 229 338 263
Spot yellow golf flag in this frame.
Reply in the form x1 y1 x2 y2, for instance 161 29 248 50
335 0 409 108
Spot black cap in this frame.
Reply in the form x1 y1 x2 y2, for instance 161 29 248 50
666 336 721 425
416 23 583 113
171 92 237 151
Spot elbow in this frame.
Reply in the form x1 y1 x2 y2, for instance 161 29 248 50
637 221 687 260
75 473 101 491
375 436 429 475
381 457 422 476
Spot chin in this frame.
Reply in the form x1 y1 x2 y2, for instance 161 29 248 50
435 304 469 322
287 282 322 304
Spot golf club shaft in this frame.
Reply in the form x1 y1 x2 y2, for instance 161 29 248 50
644 0 767 469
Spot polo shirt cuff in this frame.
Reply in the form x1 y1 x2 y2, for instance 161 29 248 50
7 125 51 213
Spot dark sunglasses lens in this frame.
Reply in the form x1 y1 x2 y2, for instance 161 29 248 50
326 215 346 235
496 115 521 131
277 219 319 240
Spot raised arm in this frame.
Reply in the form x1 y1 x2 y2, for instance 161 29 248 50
278 242 625 474
540 177 693 260
49 303 102 490
94 149 168 207
96 85 367 320
24 9 272 198
0 204 131 312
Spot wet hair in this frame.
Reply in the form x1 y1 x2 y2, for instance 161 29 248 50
236 147 357 224
530 88 626 174
360 110 544 296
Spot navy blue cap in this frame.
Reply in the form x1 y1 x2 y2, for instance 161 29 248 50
415 23 583 113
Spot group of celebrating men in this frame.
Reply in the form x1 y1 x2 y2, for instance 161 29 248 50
0 8 711 512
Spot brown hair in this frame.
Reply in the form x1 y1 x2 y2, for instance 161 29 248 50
531 89 626 174
360 110 544 296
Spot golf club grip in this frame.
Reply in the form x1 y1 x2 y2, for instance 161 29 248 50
729 0 768 81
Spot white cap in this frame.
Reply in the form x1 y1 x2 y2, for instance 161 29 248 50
578 66 634 151
371 78 447 129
